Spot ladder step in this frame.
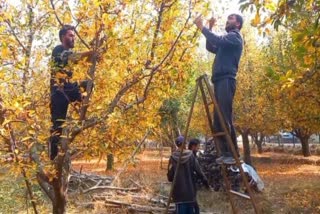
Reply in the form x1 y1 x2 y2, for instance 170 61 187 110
229 190 251 200
212 132 226 137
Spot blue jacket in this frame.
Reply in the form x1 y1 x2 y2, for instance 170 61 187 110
202 27 243 83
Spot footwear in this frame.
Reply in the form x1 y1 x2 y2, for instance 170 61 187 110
216 156 225 164
223 156 236 165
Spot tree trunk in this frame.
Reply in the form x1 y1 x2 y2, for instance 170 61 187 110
241 129 252 165
277 135 281 146
256 142 263 154
106 153 114 170
50 137 71 214
51 171 67 214
254 133 264 154
294 128 311 157
300 137 311 157
160 138 164 169
52 195 66 214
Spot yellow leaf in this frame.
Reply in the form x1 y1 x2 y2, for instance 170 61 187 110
303 56 313 65
252 12 261 27
21 136 32 142
28 130 35 135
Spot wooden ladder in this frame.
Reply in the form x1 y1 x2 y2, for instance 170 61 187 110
165 74 260 214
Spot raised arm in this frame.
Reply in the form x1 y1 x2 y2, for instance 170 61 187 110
202 27 242 47
206 17 218 53
68 50 96 63
206 40 218 54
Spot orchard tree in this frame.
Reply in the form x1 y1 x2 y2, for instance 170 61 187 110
262 29 320 156
241 0 320 157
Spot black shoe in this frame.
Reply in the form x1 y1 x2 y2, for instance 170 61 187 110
223 156 236 165
216 156 225 164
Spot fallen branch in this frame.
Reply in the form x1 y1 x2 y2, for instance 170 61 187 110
84 185 140 194
68 170 113 193
129 179 144 189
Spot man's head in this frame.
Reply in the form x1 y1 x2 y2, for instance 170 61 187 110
188 138 200 153
175 135 185 148
59 25 75 49
225 14 243 32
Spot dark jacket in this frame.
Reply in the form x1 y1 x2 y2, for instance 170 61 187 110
50 45 74 90
202 27 243 83
167 150 207 203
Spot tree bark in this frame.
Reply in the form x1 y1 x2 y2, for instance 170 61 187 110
241 129 252 165
257 142 263 154
252 133 264 154
294 128 311 157
52 193 66 214
106 153 114 170
300 137 311 157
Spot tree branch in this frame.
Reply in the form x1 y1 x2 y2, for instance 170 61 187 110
37 174 54 201
5 20 27 53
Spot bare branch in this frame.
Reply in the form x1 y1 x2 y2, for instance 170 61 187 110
123 74 154 111
37 174 54 201
5 20 27 53
150 2 165 61
49 0 63 26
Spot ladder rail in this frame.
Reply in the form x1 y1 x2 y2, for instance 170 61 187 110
221 164 238 213
198 81 221 155
165 74 261 214
165 81 199 214
201 74 260 214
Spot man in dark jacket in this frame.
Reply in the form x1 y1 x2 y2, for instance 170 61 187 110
49 25 95 160
167 136 209 214
194 14 243 165
188 138 201 157
188 138 202 214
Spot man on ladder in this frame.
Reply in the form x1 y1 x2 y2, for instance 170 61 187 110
194 13 243 165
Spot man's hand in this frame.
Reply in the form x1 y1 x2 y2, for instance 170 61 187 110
194 15 204 30
208 17 216 30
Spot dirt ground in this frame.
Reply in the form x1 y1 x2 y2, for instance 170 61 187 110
71 149 320 214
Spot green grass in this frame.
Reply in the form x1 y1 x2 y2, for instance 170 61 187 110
0 167 50 214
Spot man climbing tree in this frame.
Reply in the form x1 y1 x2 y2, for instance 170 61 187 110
49 25 95 160
194 14 244 165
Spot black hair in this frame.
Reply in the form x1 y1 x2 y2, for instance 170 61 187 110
175 135 185 147
188 138 200 150
59 25 74 42
229 14 243 30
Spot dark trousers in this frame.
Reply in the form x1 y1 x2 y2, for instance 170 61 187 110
49 82 85 160
213 78 239 157
175 202 194 214
194 201 200 214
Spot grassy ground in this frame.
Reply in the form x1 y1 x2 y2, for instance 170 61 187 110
1 148 320 213
71 149 320 214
